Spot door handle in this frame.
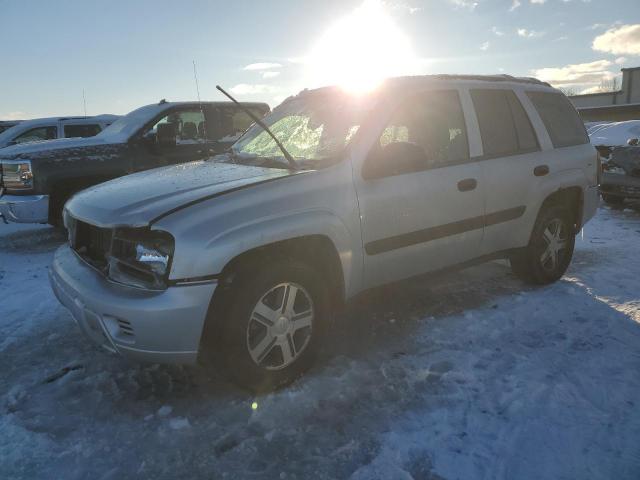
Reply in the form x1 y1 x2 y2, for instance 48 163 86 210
457 178 477 192
534 165 549 176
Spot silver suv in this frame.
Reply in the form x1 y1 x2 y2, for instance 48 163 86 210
50 75 599 391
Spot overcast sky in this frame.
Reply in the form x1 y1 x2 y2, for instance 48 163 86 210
1 0 639 119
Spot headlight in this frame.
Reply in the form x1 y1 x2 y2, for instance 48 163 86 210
1 160 34 191
107 228 174 290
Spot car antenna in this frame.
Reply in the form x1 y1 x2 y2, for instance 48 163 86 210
216 85 298 171
192 60 208 142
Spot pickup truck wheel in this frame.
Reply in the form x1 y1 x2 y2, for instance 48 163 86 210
510 205 575 285
213 260 329 392
601 193 625 206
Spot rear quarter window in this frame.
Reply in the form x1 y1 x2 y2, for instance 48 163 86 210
526 91 589 148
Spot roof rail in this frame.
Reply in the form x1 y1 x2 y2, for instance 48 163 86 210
427 74 551 86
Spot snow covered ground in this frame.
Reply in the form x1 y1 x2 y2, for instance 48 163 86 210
2 203 640 480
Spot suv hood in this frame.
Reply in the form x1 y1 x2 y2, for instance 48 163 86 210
65 159 295 227
0 136 116 157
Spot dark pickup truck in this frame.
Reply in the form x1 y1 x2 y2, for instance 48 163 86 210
0 100 269 225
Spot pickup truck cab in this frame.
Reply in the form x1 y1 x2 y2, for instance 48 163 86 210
50 75 599 391
0 101 269 224
0 115 119 148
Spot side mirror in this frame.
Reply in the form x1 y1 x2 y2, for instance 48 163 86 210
156 123 176 148
363 141 428 180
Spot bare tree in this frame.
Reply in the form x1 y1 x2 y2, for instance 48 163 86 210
598 77 620 92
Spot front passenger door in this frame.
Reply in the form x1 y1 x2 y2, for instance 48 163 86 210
355 90 485 289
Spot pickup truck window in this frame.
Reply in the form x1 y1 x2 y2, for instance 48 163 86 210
215 107 266 143
14 125 57 144
146 109 207 144
64 124 102 138
232 96 369 167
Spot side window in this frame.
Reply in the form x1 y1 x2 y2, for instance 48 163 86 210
145 109 206 144
214 107 267 142
506 92 538 151
64 124 102 138
13 126 57 144
526 91 589 148
471 90 518 157
371 90 469 176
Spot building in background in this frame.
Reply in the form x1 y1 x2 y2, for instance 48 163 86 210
569 67 640 122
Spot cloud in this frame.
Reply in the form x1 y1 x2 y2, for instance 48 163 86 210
509 0 521 11
448 0 478 11
480 41 490 51
0 111 28 120
243 62 282 71
532 60 615 86
593 24 640 55
261 71 281 79
229 84 279 95
530 0 546 4
491 26 504 36
555 35 569 41
615 56 627 65
517 28 545 38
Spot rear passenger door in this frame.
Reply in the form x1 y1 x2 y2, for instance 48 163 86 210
356 90 485 288
469 88 543 255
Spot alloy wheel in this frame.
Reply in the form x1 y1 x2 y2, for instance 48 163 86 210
246 282 314 370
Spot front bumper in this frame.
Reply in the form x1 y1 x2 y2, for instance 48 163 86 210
600 173 640 199
0 194 49 223
49 245 217 364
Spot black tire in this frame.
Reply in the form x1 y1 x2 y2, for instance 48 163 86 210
601 193 625 206
203 259 329 392
510 204 576 285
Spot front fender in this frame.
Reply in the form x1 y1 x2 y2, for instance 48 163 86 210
166 209 362 298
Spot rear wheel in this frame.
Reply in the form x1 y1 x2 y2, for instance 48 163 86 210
510 205 575 284
203 259 329 392
601 193 625 206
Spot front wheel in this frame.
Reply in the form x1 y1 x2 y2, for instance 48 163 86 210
510 205 575 285
205 260 329 392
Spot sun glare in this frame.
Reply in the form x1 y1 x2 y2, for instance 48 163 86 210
306 0 418 93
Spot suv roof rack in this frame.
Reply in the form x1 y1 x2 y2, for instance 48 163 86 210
294 74 552 99
426 74 551 86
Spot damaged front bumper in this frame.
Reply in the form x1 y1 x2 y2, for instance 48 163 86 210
600 146 640 199
600 173 640 199
49 244 217 364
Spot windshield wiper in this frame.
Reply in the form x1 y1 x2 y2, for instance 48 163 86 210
216 85 298 171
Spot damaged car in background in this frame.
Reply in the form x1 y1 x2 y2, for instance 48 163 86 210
589 120 640 205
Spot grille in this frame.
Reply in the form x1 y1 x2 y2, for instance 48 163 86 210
70 219 113 270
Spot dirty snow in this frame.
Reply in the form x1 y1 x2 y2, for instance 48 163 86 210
1 204 640 479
